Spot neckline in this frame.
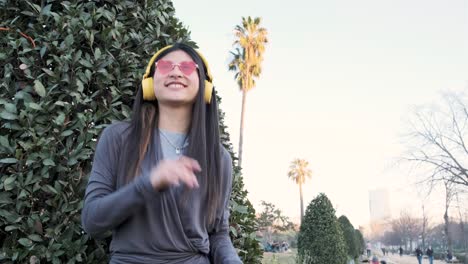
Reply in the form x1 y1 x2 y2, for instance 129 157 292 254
159 128 187 137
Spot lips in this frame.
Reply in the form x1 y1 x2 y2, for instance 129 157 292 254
165 81 187 89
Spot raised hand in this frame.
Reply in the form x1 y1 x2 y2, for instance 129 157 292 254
149 156 201 191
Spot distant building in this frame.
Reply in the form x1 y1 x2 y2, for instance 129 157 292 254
369 188 391 221
368 188 392 239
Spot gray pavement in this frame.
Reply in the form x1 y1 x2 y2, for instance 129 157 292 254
373 253 447 264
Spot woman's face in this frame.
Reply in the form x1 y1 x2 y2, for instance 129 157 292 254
153 50 200 106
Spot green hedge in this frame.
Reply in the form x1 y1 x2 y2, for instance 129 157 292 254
338 215 359 260
0 0 261 263
297 193 347 264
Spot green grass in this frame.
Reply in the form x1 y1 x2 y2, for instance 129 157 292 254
262 249 297 264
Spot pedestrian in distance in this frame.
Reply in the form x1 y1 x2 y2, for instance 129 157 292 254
415 246 423 264
367 241 372 257
426 246 434 264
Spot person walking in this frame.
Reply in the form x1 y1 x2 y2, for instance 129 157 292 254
446 250 453 262
399 246 403 257
415 247 423 264
367 242 372 257
426 246 434 264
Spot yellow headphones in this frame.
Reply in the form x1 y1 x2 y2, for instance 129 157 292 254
141 45 214 103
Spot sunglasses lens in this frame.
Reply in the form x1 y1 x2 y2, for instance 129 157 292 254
179 61 197 75
156 60 173 74
156 60 198 75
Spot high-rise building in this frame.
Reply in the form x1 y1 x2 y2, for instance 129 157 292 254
369 188 391 221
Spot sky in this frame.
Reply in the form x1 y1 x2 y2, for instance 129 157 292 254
172 0 468 228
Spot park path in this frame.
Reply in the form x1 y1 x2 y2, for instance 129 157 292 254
375 253 446 264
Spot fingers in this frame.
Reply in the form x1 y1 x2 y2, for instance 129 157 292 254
178 166 199 189
150 157 200 190
176 156 200 188
178 156 200 188
179 156 201 172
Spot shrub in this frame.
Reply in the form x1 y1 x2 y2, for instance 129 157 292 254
354 229 365 256
338 215 359 260
297 193 346 264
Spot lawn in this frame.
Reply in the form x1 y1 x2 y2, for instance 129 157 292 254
262 249 297 264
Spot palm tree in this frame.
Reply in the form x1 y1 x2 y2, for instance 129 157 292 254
228 16 268 168
288 158 312 224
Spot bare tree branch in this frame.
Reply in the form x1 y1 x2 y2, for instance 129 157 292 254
402 91 468 188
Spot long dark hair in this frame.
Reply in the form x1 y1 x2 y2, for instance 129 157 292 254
118 43 222 227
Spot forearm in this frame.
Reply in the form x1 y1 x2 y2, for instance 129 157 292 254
81 173 154 237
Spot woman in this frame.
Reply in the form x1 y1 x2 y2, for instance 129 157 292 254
81 43 242 263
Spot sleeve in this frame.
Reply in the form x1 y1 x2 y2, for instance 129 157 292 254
81 124 156 238
209 148 243 264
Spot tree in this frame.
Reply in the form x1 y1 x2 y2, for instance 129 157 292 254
443 180 456 253
381 230 403 248
257 201 294 233
297 193 347 264
454 193 468 264
403 90 468 254
355 229 365 256
392 211 422 251
0 1 262 262
420 202 430 249
338 215 359 260
288 158 312 224
257 201 294 244
427 220 468 253
415 188 431 249
228 16 268 167
404 91 468 188
387 222 405 248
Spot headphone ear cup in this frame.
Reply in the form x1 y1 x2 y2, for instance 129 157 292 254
142 78 156 101
204 80 213 104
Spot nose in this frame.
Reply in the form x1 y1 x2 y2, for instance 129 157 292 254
168 65 183 78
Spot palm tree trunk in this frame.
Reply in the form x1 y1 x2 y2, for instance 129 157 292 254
238 89 247 168
299 182 304 225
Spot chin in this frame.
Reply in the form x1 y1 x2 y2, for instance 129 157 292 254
159 98 195 107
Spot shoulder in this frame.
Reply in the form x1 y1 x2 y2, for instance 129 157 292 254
95 121 131 153
99 121 131 142
102 121 131 135
219 145 234 185
219 144 233 165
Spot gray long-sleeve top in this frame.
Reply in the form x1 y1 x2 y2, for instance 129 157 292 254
81 122 242 264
